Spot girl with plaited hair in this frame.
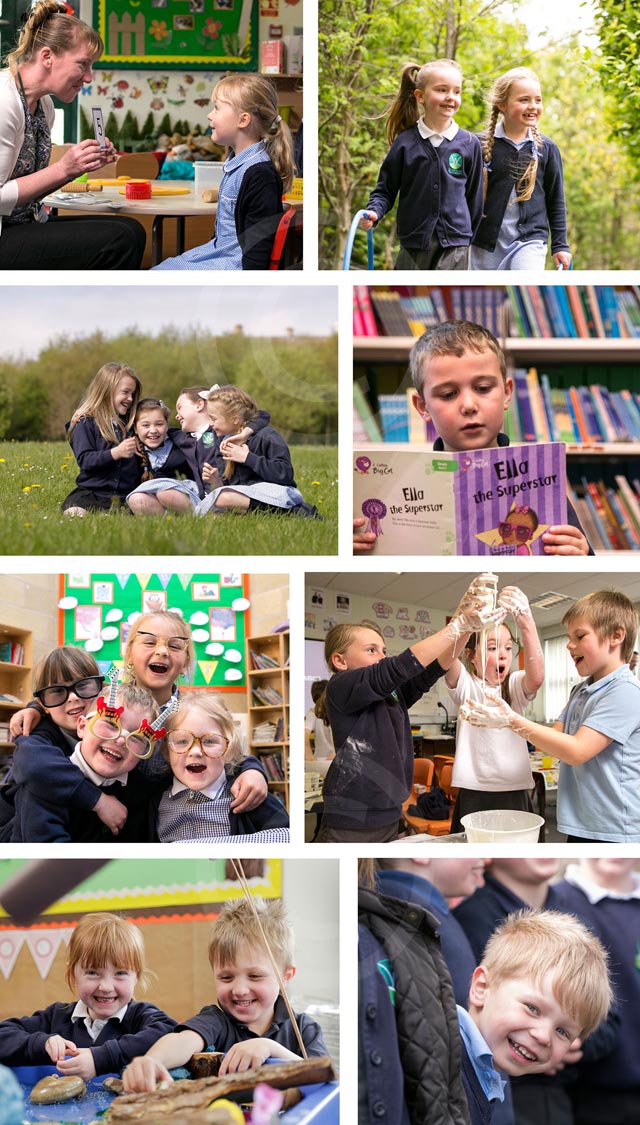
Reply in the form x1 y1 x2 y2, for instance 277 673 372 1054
471 67 571 270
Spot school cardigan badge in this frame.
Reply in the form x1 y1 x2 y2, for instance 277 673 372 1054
448 152 463 175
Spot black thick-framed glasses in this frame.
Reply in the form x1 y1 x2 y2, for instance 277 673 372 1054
34 676 104 709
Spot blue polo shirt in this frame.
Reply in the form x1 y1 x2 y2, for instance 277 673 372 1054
557 664 640 841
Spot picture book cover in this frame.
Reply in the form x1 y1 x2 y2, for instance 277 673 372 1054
353 442 568 556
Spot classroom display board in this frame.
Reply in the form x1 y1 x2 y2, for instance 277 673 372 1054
94 0 257 69
59 571 249 691
0 858 280 983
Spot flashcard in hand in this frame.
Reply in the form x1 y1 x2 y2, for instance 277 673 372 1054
92 107 106 149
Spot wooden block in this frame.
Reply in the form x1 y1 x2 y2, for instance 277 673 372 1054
202 188 219 203
59 182 102 193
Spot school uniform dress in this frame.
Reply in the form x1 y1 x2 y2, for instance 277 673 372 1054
196 426 306 516
471 124 569 270
0 71 145 270
126 429 201 507
366 121 483 268
152 141 282 271
556 665 640 842
155 763 289 842
62 416 142 512
175 994 327 1059
0 999 176 1071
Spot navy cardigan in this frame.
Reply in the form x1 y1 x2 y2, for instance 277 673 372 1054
235 162 284 270
67 416 142 497
473 133 569 254
367 125 484 250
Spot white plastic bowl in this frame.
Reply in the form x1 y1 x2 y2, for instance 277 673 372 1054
461 810 544 843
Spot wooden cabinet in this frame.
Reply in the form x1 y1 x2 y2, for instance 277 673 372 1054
0 624 33 773
245 631 289 812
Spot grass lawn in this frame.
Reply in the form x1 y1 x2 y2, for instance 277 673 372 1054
0 442 338 556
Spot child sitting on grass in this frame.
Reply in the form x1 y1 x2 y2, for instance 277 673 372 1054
153 691 289 841
461 910 611 1124
0 912 175 1074
122 899 328 1092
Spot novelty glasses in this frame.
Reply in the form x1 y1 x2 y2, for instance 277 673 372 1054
497 521 534 543
87 712 155 760
34 676 104 709
134 631 189 653
167 730 230 759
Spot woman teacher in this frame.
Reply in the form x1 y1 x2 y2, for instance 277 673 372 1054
0 0 146 269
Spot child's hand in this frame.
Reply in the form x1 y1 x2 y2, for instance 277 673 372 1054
218 1039 273 1075
542 524 589 555
45 1035 77 1064
498 586 532 620
229 768 268 813
9 706 41 739
353 517 376 553
202 463 220 484
220 439 249 464
56 1047 96 1080
112 436 138 461
545 1038 583 1074
94 792 128 835
451 576 506 634
459 697 517 729
358 210 378 230
122 1057 173 1094
553 251 572 270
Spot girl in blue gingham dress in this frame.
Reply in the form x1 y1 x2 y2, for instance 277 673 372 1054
127 397 201 515
197 385 316 518
152 74 295 271
156 692 289 842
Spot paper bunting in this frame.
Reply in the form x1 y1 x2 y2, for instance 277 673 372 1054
136 574 151 591
0 928 73 980
157 574 173 589
177 574 192 590
115 574 131 590
198 661 218 684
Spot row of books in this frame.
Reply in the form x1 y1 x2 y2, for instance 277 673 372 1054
261 752 287 782
0 723 11 743
352 284 640 341
568 477 640 552
251 684 284 707
508 369 640 445
0 643 25 665
353 285 505 338
252 716 286 743
508 285 640 339
248 648 282 671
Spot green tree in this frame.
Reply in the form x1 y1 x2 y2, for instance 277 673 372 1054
0 375 12 439
319 0 530 268
593 0 640 171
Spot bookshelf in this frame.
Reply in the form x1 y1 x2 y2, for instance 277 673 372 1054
0 624 33 770
245 630 290 811
353 285 640 553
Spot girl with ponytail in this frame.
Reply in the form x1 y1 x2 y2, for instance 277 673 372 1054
358 59 483 270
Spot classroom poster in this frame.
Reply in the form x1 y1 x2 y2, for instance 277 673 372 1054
353 442 568 556
60 572 249 690
94 0 257 69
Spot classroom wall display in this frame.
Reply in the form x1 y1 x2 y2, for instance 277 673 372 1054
59 572 249 691
94 0 257 69
0 859 280 1019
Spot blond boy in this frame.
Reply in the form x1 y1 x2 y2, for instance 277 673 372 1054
123 900 327 1093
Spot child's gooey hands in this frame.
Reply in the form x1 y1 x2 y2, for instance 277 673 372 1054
449 575 506 636
218 1039 274 1075
459 697 517 728
497 586 532 621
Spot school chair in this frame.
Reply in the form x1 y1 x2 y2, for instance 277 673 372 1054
433 754 455 786
401 757 457 837
269 205 302 269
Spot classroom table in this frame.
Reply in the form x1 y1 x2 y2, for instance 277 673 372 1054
43 184 303 268
13 1064 339 1124
43 181 217 267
